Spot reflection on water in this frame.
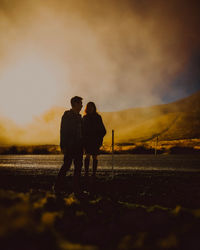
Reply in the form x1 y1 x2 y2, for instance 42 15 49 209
0 154 200 174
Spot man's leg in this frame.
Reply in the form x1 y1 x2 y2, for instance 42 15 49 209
73 150 83 194
55 153 72 191
84 154 90 178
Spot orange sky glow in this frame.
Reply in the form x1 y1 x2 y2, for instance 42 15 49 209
0 0 200 127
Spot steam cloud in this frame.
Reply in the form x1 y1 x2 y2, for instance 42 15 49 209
0 0 200 144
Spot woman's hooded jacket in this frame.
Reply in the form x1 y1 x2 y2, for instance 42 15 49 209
82 113 106 148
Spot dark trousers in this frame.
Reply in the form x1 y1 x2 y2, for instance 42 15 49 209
56 147 83 192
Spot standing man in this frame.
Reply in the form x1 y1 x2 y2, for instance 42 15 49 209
54 96 83 194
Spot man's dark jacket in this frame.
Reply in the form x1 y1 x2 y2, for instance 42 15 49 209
60 109 82 151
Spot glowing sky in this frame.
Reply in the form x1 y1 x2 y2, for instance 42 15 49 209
0 0 200 124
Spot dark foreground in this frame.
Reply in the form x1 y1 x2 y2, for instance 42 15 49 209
1 166 200 249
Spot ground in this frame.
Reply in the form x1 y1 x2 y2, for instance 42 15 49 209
0 170 200 249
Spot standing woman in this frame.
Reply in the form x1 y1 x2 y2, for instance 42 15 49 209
83 102 106 180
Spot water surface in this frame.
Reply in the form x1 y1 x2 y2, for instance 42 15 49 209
0 154 200 175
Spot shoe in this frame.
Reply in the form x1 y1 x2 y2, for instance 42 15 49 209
53 183 64 195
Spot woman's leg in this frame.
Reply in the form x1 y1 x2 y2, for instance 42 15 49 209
92 155 98 177
84 154 90 177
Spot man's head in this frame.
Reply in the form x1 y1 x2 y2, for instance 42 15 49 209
70 96 83 113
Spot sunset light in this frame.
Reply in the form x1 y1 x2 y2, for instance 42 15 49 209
0 52 63 124
0 1 200 249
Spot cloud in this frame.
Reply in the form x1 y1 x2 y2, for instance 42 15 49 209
0 0 200 125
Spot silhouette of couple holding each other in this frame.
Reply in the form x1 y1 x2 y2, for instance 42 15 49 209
54 96 106 195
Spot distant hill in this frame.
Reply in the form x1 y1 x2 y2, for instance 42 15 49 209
0 91 200 145
102 90 200 143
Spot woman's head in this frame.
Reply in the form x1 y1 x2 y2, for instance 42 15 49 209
85 102 97 114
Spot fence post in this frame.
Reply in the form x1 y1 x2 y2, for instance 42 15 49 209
155 136 158 156
111 129 114 178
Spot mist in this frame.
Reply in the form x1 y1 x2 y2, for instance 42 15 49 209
0 0 200 144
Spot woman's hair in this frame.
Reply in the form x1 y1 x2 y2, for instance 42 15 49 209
84 102 97 114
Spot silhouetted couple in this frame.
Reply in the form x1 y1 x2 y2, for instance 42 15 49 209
54 96 106 195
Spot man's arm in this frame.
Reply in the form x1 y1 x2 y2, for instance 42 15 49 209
60 113 69 151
